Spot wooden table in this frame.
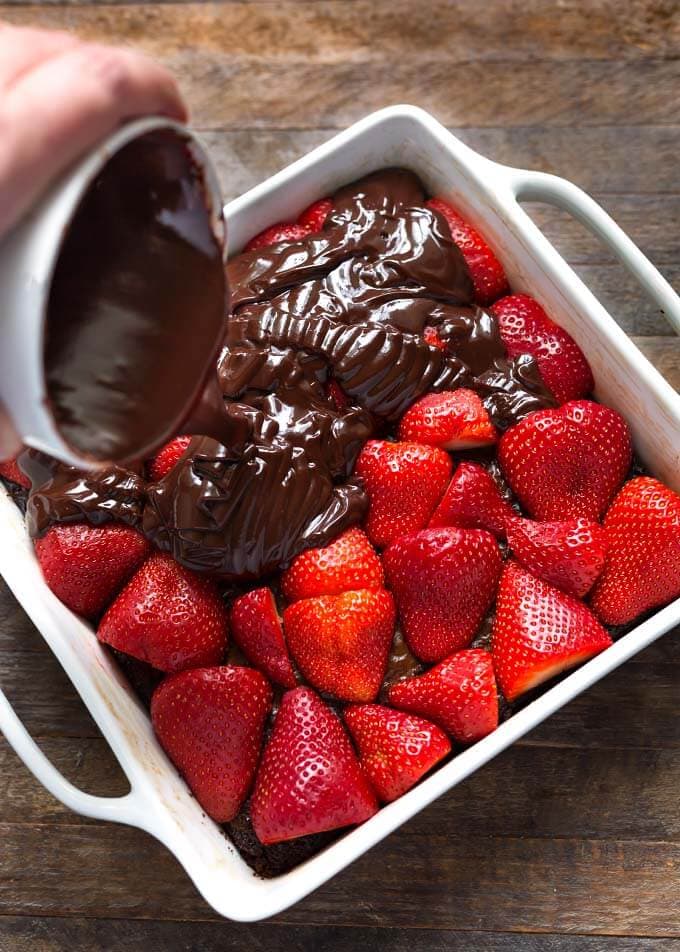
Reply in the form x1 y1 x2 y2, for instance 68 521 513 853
1 2 679 948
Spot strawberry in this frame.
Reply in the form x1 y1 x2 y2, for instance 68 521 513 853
426 198 509 305
492 561 612 701
383 527 502 663
326 378 350 411
428 461 514 538
591 477 680 625
245 222 310 252
250 686 378 844
147 435 192 482
283 589 395 702
506 515 607 598
397 389 496 451
387 649 498 744
498 400 632 522
344 704 451 802
35 523 151 619
230 587 296 688
281 527 384 602
0 456 30 489
98 552 228 673
298 197 333 231
423 326 447 351
151 666 272 823
491 294 594 404
354 440 453 549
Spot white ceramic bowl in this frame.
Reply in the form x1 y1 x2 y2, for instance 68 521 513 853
0 117 225 469
1 105 679 921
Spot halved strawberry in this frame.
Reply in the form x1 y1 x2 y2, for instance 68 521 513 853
326 378 350 411
506 515 607 598
383 527 502 663
98 552 228 673
230 587 296 688
397 389 496 451
498 400 632 522
387 649 498 744
428 461 514 538
244 222 311 252
298 197 333 231
492 561 612 701
35 523 151 619
281 527 384 602
250 686 378 845
591 477 680 625
0 457 30 489
151 666 272 823
491 294 594 404
344 704 450 802
426 198 509 305
147 435 192 482
283 589 395 702
354 440 453 549
423 326 447 351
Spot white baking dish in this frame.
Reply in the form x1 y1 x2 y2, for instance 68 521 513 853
1 105 679 922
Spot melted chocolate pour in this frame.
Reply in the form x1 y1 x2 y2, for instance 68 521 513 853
24 168 556 577
44 129 227 463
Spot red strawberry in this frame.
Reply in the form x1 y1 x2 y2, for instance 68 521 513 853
591 477 680 625
283 589 395 702
383 527 502 663
250 686 378 844
498 400 632 522
0 456 29 489
98 552 228 673
428 461 514 538
281 527 384 602
344 704 450 802
397 389 496 451
506 515 607 598
426 198 509 305
148 435 192 481
423 326 447 351
35 523 150 619
492 561 612 701
491 294 594 404
387 649 498 744
245 222 310 252
326 378 350 411
298 197 333 231
230 587 296 688
151 666 272 823
355 440 452 549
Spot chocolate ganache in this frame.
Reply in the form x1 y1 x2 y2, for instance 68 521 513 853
22 168 556 578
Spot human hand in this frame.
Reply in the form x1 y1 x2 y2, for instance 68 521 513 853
0 23 187 238
0 23 187 459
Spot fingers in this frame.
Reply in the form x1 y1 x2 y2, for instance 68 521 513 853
0 403 22 462
0 37 187 235
0 25 78 89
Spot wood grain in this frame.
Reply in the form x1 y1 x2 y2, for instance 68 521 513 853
2 4 680 128
1 820 679 934
1 919 678 952
5 1 680 61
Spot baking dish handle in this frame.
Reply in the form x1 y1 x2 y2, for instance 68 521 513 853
500 168 680 337
0 685 143 825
